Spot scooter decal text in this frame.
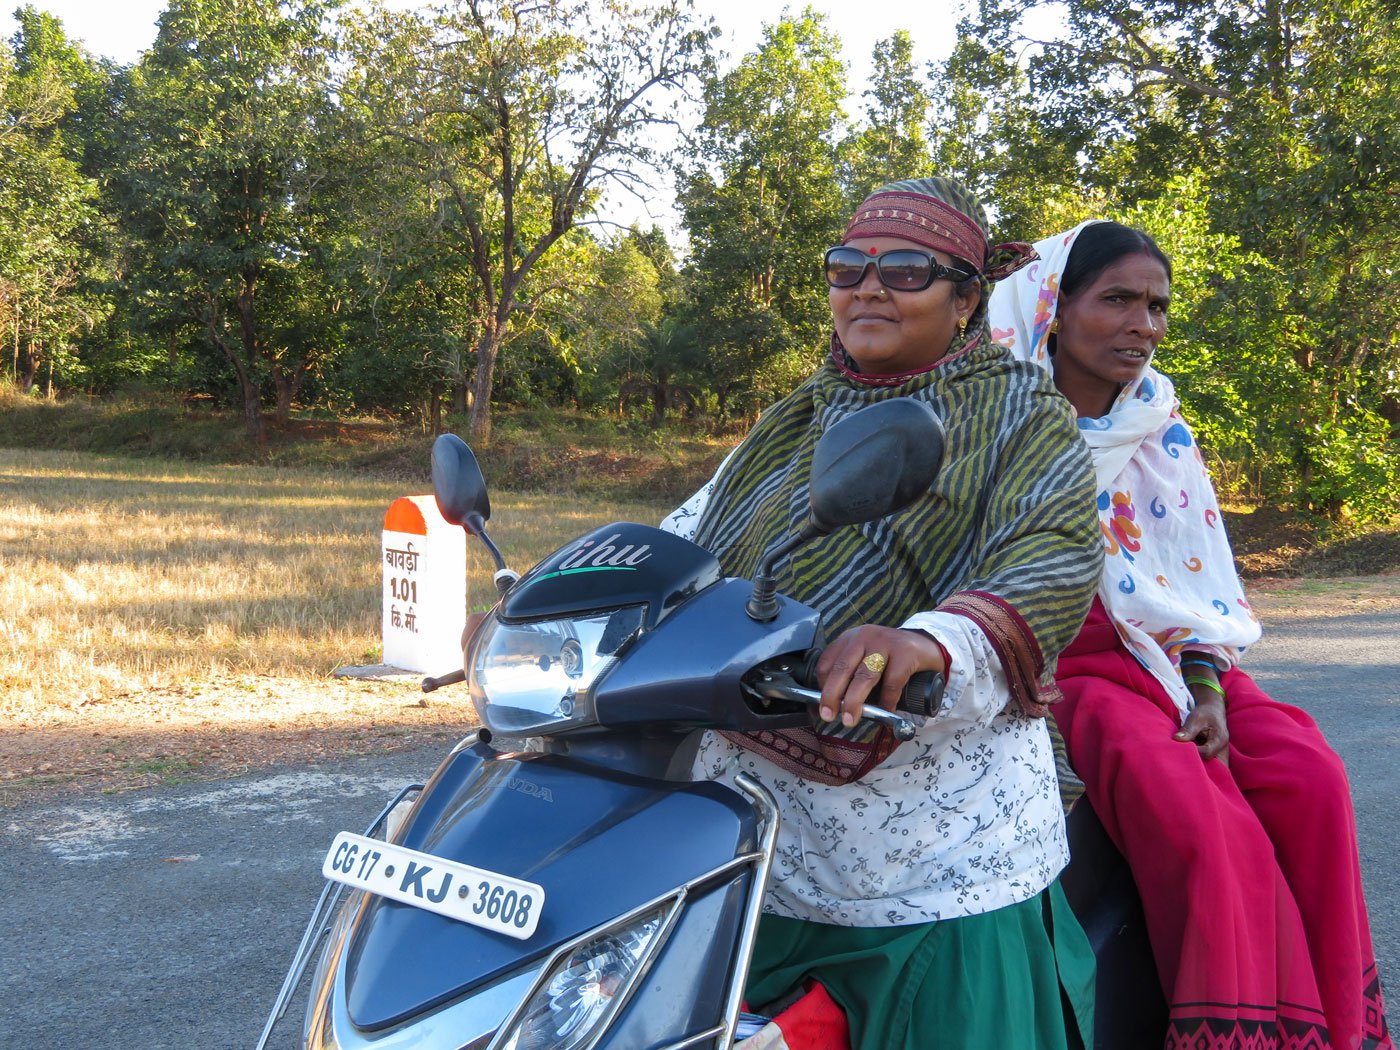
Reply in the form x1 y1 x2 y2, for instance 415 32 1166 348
506 775 554 803
544 533 655 579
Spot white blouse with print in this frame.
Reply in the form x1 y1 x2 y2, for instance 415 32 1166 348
661 479 1068 927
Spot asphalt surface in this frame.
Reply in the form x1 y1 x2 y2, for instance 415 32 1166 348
2 608 1396 1049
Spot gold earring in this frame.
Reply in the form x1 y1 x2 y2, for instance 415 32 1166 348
1050 318 1061 334
958 316 969 337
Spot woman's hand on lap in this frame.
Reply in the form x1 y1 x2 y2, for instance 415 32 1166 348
1174 694 1229 763
815 625 947 728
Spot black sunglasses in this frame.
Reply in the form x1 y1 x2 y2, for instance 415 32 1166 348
824 246 976 292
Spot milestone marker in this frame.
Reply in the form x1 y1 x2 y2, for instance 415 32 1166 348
381 495 467 674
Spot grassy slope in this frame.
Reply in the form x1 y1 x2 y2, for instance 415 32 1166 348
1 389 1396 578
0 390 730 504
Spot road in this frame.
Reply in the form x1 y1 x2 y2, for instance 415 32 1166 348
2 608 1396 1048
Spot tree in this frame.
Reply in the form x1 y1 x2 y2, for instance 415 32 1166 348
0 8 108 395
611 319 703 426
341 0 714 443
112 0 343 442
952 0 1400 519
676 9 848 420
838 32 935 208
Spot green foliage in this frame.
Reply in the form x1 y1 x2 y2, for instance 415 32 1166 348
0 8 111 396
676 10 847 419
606 318 705 427
108 0 347 441
838 32 935 207
338 0 714 442
954 0 1400 522
2 0 1396 529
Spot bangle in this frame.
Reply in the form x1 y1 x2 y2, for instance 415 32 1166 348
1180 657 1219 671
1183 674 1225 698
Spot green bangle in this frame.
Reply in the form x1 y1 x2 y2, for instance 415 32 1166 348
1183 674 1225 697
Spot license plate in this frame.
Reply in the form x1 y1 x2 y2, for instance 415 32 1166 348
322 832 544 940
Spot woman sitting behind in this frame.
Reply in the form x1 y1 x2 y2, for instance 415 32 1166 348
989 220 1392 1050
661 178 1104 1050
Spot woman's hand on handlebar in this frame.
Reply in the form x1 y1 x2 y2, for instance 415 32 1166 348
815 625 947 728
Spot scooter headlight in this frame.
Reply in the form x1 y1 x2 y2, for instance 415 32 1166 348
468 606 643 735
497 907 667 1050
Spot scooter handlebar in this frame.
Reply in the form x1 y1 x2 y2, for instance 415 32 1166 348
421 668 466 692
746 670 944 743
795 649 947 720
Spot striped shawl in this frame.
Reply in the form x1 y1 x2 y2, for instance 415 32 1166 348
692 341 1102 784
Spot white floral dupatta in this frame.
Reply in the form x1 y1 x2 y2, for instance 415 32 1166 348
987 221 1261 720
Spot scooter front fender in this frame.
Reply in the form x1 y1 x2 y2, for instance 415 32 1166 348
308 740 774 1048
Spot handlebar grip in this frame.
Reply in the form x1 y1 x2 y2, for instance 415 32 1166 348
898 671 946 718
799 649 946 718
421 668 467 693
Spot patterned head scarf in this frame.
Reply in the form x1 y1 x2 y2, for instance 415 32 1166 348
987 221 1262 721
832 177 1039 385
845 177 1038 280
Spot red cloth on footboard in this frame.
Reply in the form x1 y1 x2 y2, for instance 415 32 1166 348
738 981 851 1050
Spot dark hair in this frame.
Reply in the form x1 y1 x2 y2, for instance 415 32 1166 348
951 256 981 298
1060 222 1172 298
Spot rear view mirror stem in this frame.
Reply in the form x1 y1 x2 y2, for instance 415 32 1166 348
746 524 825 622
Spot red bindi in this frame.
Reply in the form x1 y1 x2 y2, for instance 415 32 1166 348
868 247 879 255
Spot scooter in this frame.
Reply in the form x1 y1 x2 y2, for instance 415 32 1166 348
257 397 1164 1050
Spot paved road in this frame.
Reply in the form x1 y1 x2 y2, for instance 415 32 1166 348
2 609 1396 1049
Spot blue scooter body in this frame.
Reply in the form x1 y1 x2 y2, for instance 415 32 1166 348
344 742 760 1035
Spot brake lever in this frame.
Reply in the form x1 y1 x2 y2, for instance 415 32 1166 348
746 673 919 742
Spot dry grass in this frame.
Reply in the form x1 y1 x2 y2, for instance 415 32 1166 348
0 448 673 725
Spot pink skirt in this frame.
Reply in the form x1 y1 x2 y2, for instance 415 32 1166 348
1054 599 1391 1049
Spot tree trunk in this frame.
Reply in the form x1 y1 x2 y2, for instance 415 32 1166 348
468 328 503 445
452 376 468 414
235 270 267 444
274 375 296 423
207 316 266 445
17 336 39 393
651 379 667 429
243 384 266 444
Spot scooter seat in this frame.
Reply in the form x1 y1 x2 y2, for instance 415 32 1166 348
1061 799 1168 1050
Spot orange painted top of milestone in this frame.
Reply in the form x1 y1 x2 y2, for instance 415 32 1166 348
383 496 429 535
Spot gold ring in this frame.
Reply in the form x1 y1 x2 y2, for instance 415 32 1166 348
862 652 887 675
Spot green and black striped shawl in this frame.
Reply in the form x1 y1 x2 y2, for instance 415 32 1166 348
694 340 1102 731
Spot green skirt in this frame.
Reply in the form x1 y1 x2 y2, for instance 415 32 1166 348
745 881 1094 1050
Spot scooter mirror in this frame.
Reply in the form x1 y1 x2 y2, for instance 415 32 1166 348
807 398 945 533
745 399 945 622
430 433 491 534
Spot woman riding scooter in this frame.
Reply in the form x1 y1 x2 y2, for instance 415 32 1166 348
989 220 1392 1050
659 177 1105 1050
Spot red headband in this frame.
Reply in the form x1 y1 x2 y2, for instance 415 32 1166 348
843 191 1039 280
844 191 988 269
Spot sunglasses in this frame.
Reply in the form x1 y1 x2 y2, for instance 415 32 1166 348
824 246 976 292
